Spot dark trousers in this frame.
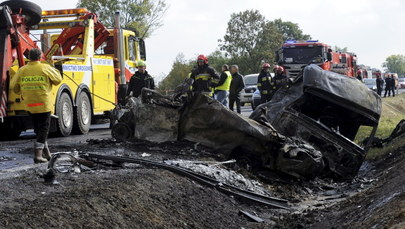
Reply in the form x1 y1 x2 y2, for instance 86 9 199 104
384 87 395 97
29 112 51 144
229 94 241 114
260 94 272 104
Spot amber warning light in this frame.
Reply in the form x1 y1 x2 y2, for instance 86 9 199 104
42 8 88 16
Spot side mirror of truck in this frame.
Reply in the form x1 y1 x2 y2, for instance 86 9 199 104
139 39 146 61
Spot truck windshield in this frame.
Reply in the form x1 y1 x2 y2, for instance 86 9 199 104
283 46 324 64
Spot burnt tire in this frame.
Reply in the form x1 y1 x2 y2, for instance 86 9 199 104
112 123 133 142
0 0 42 26
56 92 73 137
73 92 91 134
230 147 263 172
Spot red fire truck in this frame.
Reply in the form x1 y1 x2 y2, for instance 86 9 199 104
275 40 357 78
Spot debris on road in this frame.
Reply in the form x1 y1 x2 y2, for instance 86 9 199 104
239 210 264 223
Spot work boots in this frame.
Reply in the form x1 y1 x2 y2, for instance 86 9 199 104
34 149 48 164
34 142 47 164
43 141 51 161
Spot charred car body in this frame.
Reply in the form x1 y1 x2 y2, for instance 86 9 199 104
113 65 381 180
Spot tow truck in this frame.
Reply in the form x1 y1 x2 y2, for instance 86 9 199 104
0 0 145 139
275 40 357 78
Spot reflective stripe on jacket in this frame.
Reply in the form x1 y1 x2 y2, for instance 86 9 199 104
216 71 232 91
13 61 62 113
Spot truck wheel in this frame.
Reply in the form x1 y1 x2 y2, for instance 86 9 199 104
73 92 91 134
0 0 42 26
56 92 73 137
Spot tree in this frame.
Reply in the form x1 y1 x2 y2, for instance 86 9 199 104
273 19 311 41
383 55 405 77
158 53 194 93
218 10 283 74
206 50 230 72
77 0 168 38
218 10 310 74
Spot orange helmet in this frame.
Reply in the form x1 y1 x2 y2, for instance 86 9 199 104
262 63 270 69
197 54 208 64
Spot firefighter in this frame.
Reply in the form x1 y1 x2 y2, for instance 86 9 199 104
356 69 363 81
13 48 62 163
127 60 155 98
272 65 288 92
214 64 232 106
229 65 245 114
257 63 273 103
189 54 220 95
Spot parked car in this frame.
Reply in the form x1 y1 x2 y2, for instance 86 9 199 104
240 74 258 106
364 78 377 91
251 89 261 110
398 78 405 89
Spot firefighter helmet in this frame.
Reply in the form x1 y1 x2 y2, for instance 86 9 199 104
197 54 208 64
262 63 270 69
274 65 284 73
137 60 146 67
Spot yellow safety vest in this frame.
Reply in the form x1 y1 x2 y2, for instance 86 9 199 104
13 61 62 113
216 71 232 91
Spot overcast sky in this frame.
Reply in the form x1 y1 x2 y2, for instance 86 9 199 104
33 0 405 82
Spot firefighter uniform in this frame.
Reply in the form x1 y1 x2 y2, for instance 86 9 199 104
127 60 155 98
257 69 273 103
127 71 155 97
190 55 220 94
272 73 288 92
190 65 219 94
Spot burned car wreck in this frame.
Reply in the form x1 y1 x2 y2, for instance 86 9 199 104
112 65 381 180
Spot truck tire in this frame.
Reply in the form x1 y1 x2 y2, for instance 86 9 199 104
73 92 91 134
56 92 73 137
0 0 42 26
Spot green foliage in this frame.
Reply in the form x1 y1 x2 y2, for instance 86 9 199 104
218 10 311 74
382 54 405 77
273 19 311 41
206 50 230 72
77 0 168 38
158 53 194 93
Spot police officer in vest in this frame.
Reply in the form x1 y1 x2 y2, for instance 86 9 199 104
257 63 273 103
13 48 62 163
127 60 155 98
214 64 232 106
190 54 220 95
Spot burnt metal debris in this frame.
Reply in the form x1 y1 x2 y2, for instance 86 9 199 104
59 153 290 209
365 119 405 147
112 65 381 180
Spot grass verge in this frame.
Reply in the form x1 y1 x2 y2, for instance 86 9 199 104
355 93 405 159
